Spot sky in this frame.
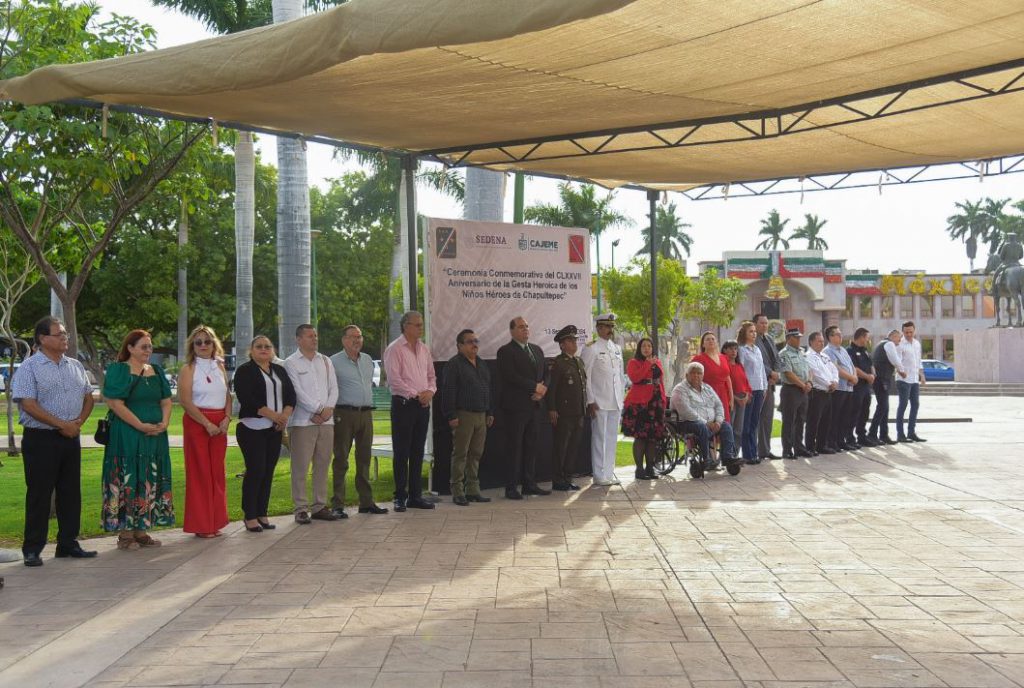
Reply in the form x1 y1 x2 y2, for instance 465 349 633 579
94 0 1024 277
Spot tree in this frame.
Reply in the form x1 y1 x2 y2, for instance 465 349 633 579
755 209 791 250
152 0 347 356
603 256 689 336
0 226 40 455
525 182 634 311
789 213 829 250
637 201 692 260
980 197 1011 257
680 267 747 334
945 199 986 271
0 1 206 359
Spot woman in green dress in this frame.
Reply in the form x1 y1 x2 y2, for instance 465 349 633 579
102 329 174 549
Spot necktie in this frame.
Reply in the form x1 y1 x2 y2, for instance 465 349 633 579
525 344 536 365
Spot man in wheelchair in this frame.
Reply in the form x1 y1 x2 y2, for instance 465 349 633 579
669 361 739 468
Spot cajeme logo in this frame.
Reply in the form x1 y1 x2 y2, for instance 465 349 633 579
517 233 559 252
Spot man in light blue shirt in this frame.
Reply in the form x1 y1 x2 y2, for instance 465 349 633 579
330 325 388 518
12 317 96 566
824 326 859 452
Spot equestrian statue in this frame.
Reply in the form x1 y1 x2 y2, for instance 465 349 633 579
986 233 1024 327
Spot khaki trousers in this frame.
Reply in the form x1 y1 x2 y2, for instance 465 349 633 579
332 408 375 508
289 423 334 514
450 410 487 497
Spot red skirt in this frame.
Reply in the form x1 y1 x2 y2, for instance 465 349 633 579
183 408 229 534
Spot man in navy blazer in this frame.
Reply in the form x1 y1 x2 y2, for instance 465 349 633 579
496 317 552 500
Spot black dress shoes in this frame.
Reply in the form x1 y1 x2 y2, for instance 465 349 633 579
897 435 910 443
358 504 389 514
406 497 436 509
466 494 492 503
908 434 927 442
767 452 781 460
453 495 469 506
795 448 812 458
55 544 97 559
331 508 350 519
257 520 277 529
23 552 43 567
522 485 552 496
393 498 407 512
505 488 523 500
818 448 836 455
859 437 879 447
782 451 795 459
881 436 898 445
635 469 652 481
552 482 573 491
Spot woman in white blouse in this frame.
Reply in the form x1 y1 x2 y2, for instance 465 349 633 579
178 325 232 538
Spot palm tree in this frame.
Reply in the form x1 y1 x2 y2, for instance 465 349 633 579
789 213 829 250
755 209 790 250
151 0 345 357
525 182 633 312
636 202 692 261
981 197 1011 257
945 199 986 271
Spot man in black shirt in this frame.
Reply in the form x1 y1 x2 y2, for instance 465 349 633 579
441 329 494 506
846 328 877 447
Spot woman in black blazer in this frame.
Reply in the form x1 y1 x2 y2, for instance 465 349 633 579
233 335 296 532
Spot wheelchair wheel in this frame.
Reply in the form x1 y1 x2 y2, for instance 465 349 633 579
726 462 742 476
654 436 679 475
689 459 705 479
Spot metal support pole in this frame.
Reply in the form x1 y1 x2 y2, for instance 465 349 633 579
648 189 659 356
513 172 525 224
403 156 418 312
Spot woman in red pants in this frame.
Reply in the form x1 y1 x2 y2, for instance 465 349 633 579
178 325 232 538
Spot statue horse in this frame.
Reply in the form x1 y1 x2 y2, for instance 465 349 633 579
985 253 1024 327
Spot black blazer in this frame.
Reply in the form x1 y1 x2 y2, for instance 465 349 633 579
233 359 297 421
496 339 546 412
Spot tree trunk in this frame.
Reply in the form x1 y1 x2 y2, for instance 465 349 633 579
50 272 66 319
234 131 255 357
2 321 18 457
273 0 311 357
177 198 189 361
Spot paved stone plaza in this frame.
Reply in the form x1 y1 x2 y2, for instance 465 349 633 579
2 396 1023 688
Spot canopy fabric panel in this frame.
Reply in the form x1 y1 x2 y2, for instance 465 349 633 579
3 0 1024 188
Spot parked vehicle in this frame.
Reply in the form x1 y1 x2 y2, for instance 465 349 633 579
0 363 20 393
922 359 955 382
372 359 382 387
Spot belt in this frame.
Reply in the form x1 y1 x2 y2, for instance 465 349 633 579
393 396 420 405
336 404 373 412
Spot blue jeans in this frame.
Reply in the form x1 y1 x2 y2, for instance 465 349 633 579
895 380 920 438
741 390 764 460
682 420 737 463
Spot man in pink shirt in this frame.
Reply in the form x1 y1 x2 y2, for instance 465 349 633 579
382 311 437 512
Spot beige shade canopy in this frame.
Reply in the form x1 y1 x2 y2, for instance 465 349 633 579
3 0 1024 189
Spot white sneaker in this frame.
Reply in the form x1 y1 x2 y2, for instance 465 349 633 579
592 478 614 486
609 475 622 485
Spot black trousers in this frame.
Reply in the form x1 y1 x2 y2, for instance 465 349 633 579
851 383 872 440
503 407 539 490
828 392 852 448
237 424 282 520
805 389 832 452
551 414 583 485
391 398 430 501
869 380 891 439
779 384 808 454
22 428 81 556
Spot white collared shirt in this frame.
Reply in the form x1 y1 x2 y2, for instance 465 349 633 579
805 348 838 391
284 350 338 426
581 336 625 410
897 337 923 384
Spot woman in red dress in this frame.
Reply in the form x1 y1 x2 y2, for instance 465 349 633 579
621 338 666 480
722 339 751 440
178 325 232 538
692 331 733 423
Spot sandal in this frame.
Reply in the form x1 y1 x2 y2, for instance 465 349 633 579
117 533 140 551
134 532 162 547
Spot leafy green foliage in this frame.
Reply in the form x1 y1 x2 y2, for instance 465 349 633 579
525 182 633 237
789 213 829 250
755 209 791 251
603 256 688 335
637 201 692 260
680 267 747 332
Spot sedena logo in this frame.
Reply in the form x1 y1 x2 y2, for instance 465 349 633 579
474 234 510 248
436 226 457 259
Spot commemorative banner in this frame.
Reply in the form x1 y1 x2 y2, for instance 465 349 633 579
425 218 592 360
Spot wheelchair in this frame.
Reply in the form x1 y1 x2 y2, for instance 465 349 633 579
654 409 742 479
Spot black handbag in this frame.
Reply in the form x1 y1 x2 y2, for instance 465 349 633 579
94 367 144 445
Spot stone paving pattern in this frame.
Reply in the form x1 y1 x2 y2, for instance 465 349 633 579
2 396 1024 688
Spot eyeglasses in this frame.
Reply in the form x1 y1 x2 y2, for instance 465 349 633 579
194 339 214 346
45 331 69 339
